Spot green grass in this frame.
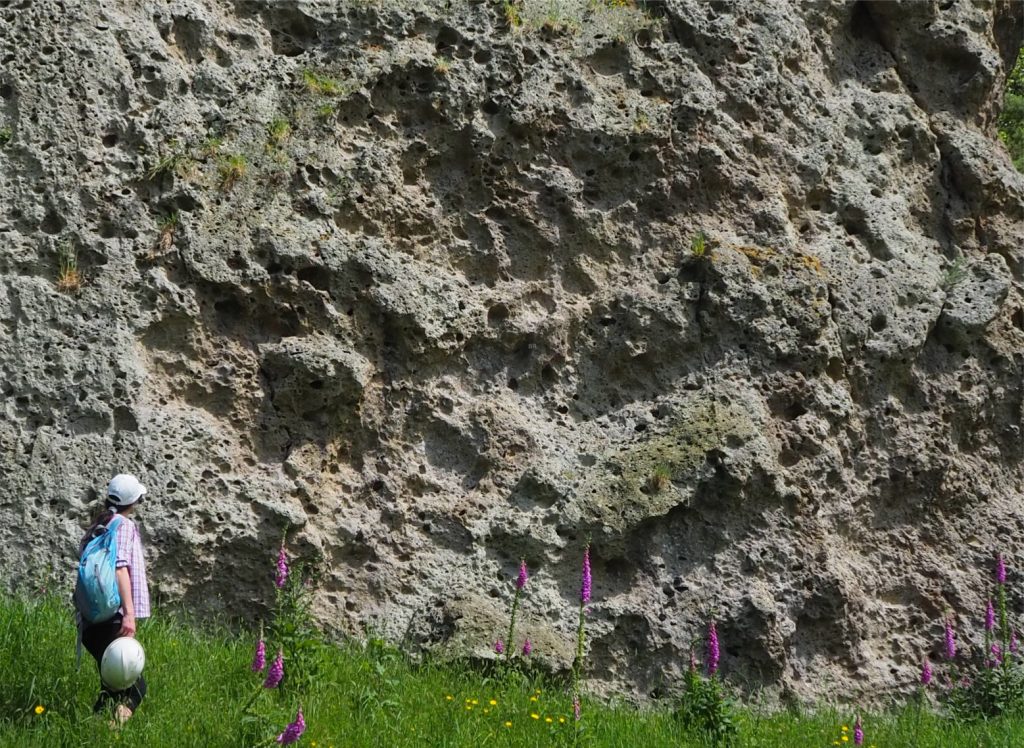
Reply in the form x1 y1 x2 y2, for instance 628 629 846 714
998 47 1024 171
3 594 1024 747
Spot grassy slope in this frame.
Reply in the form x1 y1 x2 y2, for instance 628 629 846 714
2 596 1024 747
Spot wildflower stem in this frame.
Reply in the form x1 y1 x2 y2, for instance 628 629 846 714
505 586 522 665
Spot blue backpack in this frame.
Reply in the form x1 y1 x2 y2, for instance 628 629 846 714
73 516 123 623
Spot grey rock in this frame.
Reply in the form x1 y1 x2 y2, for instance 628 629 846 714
0 0 1023 707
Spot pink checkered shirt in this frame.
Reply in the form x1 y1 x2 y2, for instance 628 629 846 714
114 516 150 619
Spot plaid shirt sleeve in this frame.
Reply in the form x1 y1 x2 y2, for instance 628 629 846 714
114 517 151 619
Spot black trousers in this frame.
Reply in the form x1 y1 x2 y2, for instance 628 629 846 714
81 613 147 713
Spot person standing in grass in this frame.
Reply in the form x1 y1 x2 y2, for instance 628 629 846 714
77 473 150 725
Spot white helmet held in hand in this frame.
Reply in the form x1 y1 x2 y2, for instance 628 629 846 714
100 637 146 690
107 474 147 508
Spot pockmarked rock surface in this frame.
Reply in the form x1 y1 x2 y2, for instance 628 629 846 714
1 0 1023 704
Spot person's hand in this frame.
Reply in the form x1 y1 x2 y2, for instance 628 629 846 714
119 613 137 638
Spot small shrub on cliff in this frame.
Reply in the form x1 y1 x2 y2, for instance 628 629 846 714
0 126 11 147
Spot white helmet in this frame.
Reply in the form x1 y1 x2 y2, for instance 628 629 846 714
100 637 146 690
107 474 147 508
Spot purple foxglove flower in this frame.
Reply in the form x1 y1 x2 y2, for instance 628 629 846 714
494 639 504 655
986 600 996 632
997 553 1007 585
990 642 1003 667
276 706 306 745
944 618 956 660
251 637 266 673
522 639 532 656
580 546 592 604
263 650 284 689
1012 630 1019 654
517 560 529 590
689 648 697 673
706 620 720 676
920 657 932 686
572 695 581 721
853 716 863 746
275 545 289 589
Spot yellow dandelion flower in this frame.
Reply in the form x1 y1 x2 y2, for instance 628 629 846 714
471 699 479 705
446 695 453 701
465 697 472 703
465 705 473 711
545 717 553 723
34 705 44 715
504 721 512 728
535 689 542 694
559 717 566 723
531 713 540 720
530 696 538 702
841 726 849 732
489 699 498 706
842 737 849 743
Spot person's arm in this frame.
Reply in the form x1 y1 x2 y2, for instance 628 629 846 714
116 567 136 637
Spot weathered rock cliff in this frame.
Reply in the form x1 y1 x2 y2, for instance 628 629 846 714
1 0 1023 704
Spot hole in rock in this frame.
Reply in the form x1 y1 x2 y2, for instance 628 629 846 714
487 303 509 325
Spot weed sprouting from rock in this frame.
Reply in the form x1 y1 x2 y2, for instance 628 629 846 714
646 464 671 493
690 231 710 260
302 69 348 96
155 212 178 255
146 139 194 180
434 56 452 75
56 241 81 293
218 154 247 191
267 117 291 147
941 257 968 290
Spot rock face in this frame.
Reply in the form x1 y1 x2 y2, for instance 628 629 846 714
1 0 1023 704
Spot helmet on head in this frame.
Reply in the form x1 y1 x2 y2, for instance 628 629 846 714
107 474 147 508
100 637 146 690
